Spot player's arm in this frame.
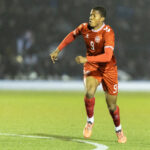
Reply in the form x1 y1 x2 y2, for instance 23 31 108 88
75 47 113 64
50 24 83 64
50 31 76 63
87 28 115 63
87 47 113 63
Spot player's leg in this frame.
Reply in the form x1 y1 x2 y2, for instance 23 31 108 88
83 76 99 138
105 92 120 131
85 76 99 98
84 76 99 121
102 66 127 143
105 92 127 143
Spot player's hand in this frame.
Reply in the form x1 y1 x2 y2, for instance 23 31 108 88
75 56 87 64
50 48 60 64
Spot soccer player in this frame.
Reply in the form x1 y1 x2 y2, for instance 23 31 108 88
50 6 127 143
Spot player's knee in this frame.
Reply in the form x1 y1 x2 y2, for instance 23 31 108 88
108 104 116 112
86 89 95 99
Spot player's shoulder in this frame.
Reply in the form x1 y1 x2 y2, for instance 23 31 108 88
73 23 88 35
82 22 88 26
103 24 114 33
78 22 88 30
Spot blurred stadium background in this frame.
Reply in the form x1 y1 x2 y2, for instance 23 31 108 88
0 0 150 90
0 1 150 150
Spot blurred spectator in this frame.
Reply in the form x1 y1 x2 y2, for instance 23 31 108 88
0 0 150 80
17 30 34 55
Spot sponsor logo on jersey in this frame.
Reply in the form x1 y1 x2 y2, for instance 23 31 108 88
85 34 89 38
103 26 111 32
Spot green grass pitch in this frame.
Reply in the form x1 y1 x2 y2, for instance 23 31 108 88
0 91 150 150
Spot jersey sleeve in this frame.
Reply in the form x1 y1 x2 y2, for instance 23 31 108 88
57 23 84 51
73 23 85 37
87 48 113 63
104 26 115 51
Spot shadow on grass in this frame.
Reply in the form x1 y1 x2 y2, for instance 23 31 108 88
32 133 115 144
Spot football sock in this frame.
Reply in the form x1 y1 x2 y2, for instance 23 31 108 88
115 124 122 132
87 116 94 124
109 105 121 132
84 97 95 121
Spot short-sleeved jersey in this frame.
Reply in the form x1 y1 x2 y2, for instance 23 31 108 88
73 23 117 69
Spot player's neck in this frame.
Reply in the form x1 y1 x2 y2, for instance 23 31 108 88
93 22 104 30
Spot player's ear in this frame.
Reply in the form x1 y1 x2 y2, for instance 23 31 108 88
101 17 105 22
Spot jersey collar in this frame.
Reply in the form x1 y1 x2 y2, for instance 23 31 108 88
91 23 105 32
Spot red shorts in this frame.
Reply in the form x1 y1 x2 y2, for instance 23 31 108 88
83 62 118 95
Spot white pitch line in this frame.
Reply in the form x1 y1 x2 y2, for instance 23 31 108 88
0 132 109 150
73 139 108 150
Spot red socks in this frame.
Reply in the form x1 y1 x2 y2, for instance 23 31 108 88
84 97 95 118
109 106 120 127
84 97 120 129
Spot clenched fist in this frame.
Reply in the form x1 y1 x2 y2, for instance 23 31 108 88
75 56 87 64
50 48 60 64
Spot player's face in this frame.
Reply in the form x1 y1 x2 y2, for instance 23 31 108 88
89 9 105 28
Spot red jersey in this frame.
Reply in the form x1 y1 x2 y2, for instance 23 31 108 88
58 22 117 70
57 23 118 95
73 23 116 69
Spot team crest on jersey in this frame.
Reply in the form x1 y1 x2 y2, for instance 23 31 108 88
95 36 100 43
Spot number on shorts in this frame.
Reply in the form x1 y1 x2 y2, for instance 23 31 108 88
90 41 95 50
113 84 118 94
